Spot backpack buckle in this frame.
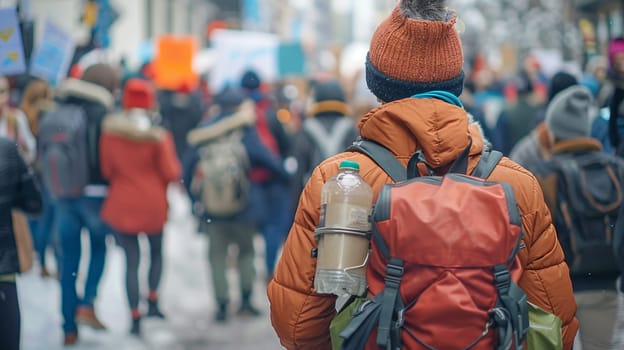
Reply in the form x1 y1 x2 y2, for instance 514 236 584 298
395 308 406 328
385 263 404 277
490 307 509 326
384 262 404 287
493 266 510 291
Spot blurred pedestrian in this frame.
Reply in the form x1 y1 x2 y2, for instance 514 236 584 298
495 70 543 155
19 77 58 278
0 75 36 164
47 63 118 345
535 85 624 350
100 78 180 336
183 86 289 322
240 70 293 282
509 72 579 174
159 84 204 163
0 137 42 350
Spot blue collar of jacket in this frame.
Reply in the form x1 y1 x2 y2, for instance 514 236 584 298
412 91 464 108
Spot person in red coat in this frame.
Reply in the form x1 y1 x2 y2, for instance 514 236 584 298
100 78 181 336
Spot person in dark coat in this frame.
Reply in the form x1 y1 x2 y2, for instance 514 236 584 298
290 79 359 196
182 86 290 323
240 70 294 281
509 73 579 174
0 137 42 350
159 85 204 163
534 86 624 350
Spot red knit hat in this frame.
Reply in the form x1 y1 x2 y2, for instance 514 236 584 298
366 1 464 102
122 78 156 110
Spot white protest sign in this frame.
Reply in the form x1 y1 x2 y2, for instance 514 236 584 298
210 29 278 92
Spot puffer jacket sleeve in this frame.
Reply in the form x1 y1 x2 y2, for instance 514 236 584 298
267 165 336 350
507 162 578 350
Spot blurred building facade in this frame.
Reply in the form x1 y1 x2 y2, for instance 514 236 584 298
4 0 617 74
574 0 624 62
1 0 213 68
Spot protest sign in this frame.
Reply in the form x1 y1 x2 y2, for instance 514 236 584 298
278 42 306 77
210 29 278 92
30 20 75 86
0 7 26 76
153 35 199 91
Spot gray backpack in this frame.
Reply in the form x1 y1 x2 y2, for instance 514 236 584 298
38 104 90 198
190 129 251 218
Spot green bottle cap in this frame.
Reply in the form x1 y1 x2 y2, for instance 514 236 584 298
339 160 360 171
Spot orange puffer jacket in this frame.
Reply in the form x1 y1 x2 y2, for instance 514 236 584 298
267 97 578 350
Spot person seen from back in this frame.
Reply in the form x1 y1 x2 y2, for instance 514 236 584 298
509 72 579 175
100 78 181 336
240 70 293 282
49 63 117 345
268 0 578 348
290 78 359 197
183 86 290 323
534 85 624 350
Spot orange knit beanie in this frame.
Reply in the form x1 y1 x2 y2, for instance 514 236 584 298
366 2 465 102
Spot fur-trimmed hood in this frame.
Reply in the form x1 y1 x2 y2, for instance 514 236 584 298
102 110 165 142
56 78 115 111
551 137 603 155
187 101 256 145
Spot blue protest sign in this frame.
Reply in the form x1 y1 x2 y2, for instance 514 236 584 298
30 20 75 86
0 7 26 76
93 0 119 48
278 42 306 77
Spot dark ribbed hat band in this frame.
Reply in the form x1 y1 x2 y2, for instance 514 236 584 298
365 54 464 102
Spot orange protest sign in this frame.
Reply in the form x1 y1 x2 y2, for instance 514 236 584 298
153 35 199 91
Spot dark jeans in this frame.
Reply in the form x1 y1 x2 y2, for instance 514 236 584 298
0 282 20 350
259 181 292 277
28 184 58 269
115 233 163 311
55 197 109 333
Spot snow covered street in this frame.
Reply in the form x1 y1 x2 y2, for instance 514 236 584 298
18 188 282 350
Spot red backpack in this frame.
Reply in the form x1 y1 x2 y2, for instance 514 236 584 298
339 139 529 350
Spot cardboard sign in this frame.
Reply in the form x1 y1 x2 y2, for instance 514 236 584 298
30 20 75 86
153 35 198 91
0 7 26 76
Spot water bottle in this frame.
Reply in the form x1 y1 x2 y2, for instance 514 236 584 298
314 160 373 296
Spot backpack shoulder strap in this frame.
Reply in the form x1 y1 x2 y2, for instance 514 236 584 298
471 149 503 179
347 138 406 182
348 139 502 182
